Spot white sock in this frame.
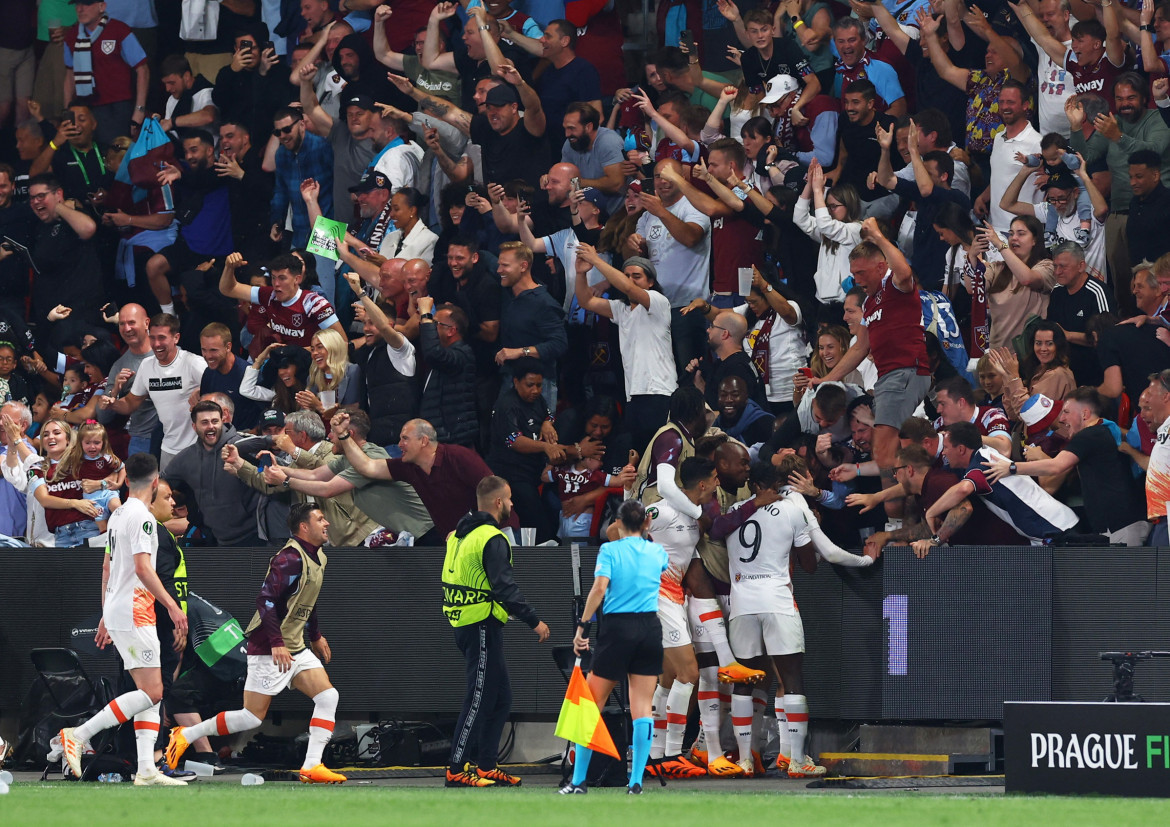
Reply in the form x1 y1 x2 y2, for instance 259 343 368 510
731 693 754 764
751 689 767 754
785 694 809 762
650 685 668 759
302 687 339 770
664 681 693 757
134 703 161 776
696 665 721 760
160 302 175 316
719 688 733 751
75 689 153 742
774 697 790 759
688 598 734 666
181 709 262 743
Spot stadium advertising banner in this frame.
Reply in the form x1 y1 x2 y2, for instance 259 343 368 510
1005 702 1170 797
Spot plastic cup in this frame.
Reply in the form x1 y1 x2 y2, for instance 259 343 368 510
0 780 9 795
520 527 536 546
0 770 12 784
241 773 265 786
184 760 215 777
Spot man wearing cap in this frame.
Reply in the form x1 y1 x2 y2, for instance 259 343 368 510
985 387 1148 545
1016 393 1068 461
1001 164 1108 283
471 80 549 189
760 73 838 170
561 102 625 213
63 0 150 147
257 408 286 436
299 67 378 226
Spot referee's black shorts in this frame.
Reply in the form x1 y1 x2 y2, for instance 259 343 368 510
590 612 663 681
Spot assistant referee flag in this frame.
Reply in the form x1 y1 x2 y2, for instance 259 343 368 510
555 661 619 760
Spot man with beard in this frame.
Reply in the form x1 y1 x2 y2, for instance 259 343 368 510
143 131 234 318
198 323 262 431
834 80 898 210
1071 73 1170 313
560 103 625 214
165 400 263 547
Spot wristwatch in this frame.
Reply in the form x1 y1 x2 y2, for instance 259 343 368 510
765 284 774 292
523 346 532 357
282 476 292 489
929 535 941 547
421 312 434 320
1009 462 1018 475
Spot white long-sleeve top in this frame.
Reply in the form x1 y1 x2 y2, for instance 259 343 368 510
792 196 863 303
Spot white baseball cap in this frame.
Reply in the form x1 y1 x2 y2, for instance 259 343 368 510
761 74 800 104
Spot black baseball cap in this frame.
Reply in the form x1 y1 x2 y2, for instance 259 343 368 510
348 169 392 193
484 84 520 107
259 409 285 428
343 92 377 112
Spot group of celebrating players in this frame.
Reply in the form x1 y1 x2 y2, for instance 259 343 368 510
564 391 879 794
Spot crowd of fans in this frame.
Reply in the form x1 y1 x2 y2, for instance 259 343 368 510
1 0 1169 551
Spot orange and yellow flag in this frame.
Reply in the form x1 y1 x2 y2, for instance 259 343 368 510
554 664 620 760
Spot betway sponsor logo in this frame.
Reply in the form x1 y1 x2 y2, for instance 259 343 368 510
269 323 307 339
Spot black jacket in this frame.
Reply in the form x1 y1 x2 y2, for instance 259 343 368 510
357 339 419 447
418 321 478 447
451 511 540 628
212 61 291 148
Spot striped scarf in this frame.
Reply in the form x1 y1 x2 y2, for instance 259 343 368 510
72 14 109 99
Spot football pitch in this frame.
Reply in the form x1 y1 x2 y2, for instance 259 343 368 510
3 782 1169 827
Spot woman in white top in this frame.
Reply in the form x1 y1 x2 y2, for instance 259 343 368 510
792 159 863 308
572 242 676 455
382 187 438 264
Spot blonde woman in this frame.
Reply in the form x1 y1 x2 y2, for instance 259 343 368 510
298 329 361 415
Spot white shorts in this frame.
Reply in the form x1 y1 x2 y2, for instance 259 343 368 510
108 625 162 671
244 648 324 696
658 596 691 649
728 611 805 659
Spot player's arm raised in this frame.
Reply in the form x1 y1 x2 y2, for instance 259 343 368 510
218 252 253 302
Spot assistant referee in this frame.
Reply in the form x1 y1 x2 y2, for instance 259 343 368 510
442 475 550 788
561 499 667 796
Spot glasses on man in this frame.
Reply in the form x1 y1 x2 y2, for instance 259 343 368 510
272 122 299 137
436 320 457 331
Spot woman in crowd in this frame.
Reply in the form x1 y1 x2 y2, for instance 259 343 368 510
301 329 361 415
967 216 1057 349
988 322 1076 423
5 418 102 547
384 187 439 264
793 324 865 407
793 160 863 319
241 343 312 414
597 183 645 267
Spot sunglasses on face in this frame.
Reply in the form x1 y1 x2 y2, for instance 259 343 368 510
272 123 298 137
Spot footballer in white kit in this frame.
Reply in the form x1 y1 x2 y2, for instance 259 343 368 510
724 461 827 779
60 454 190 787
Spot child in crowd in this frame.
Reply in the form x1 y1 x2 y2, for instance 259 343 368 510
66 420 125 531
545 457 632 540
1017 133 1093 248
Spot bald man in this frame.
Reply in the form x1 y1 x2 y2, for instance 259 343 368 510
98 303 162 457
695 310 762 409
396 258 433 341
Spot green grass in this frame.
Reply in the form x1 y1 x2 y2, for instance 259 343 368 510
3 784 1170 827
